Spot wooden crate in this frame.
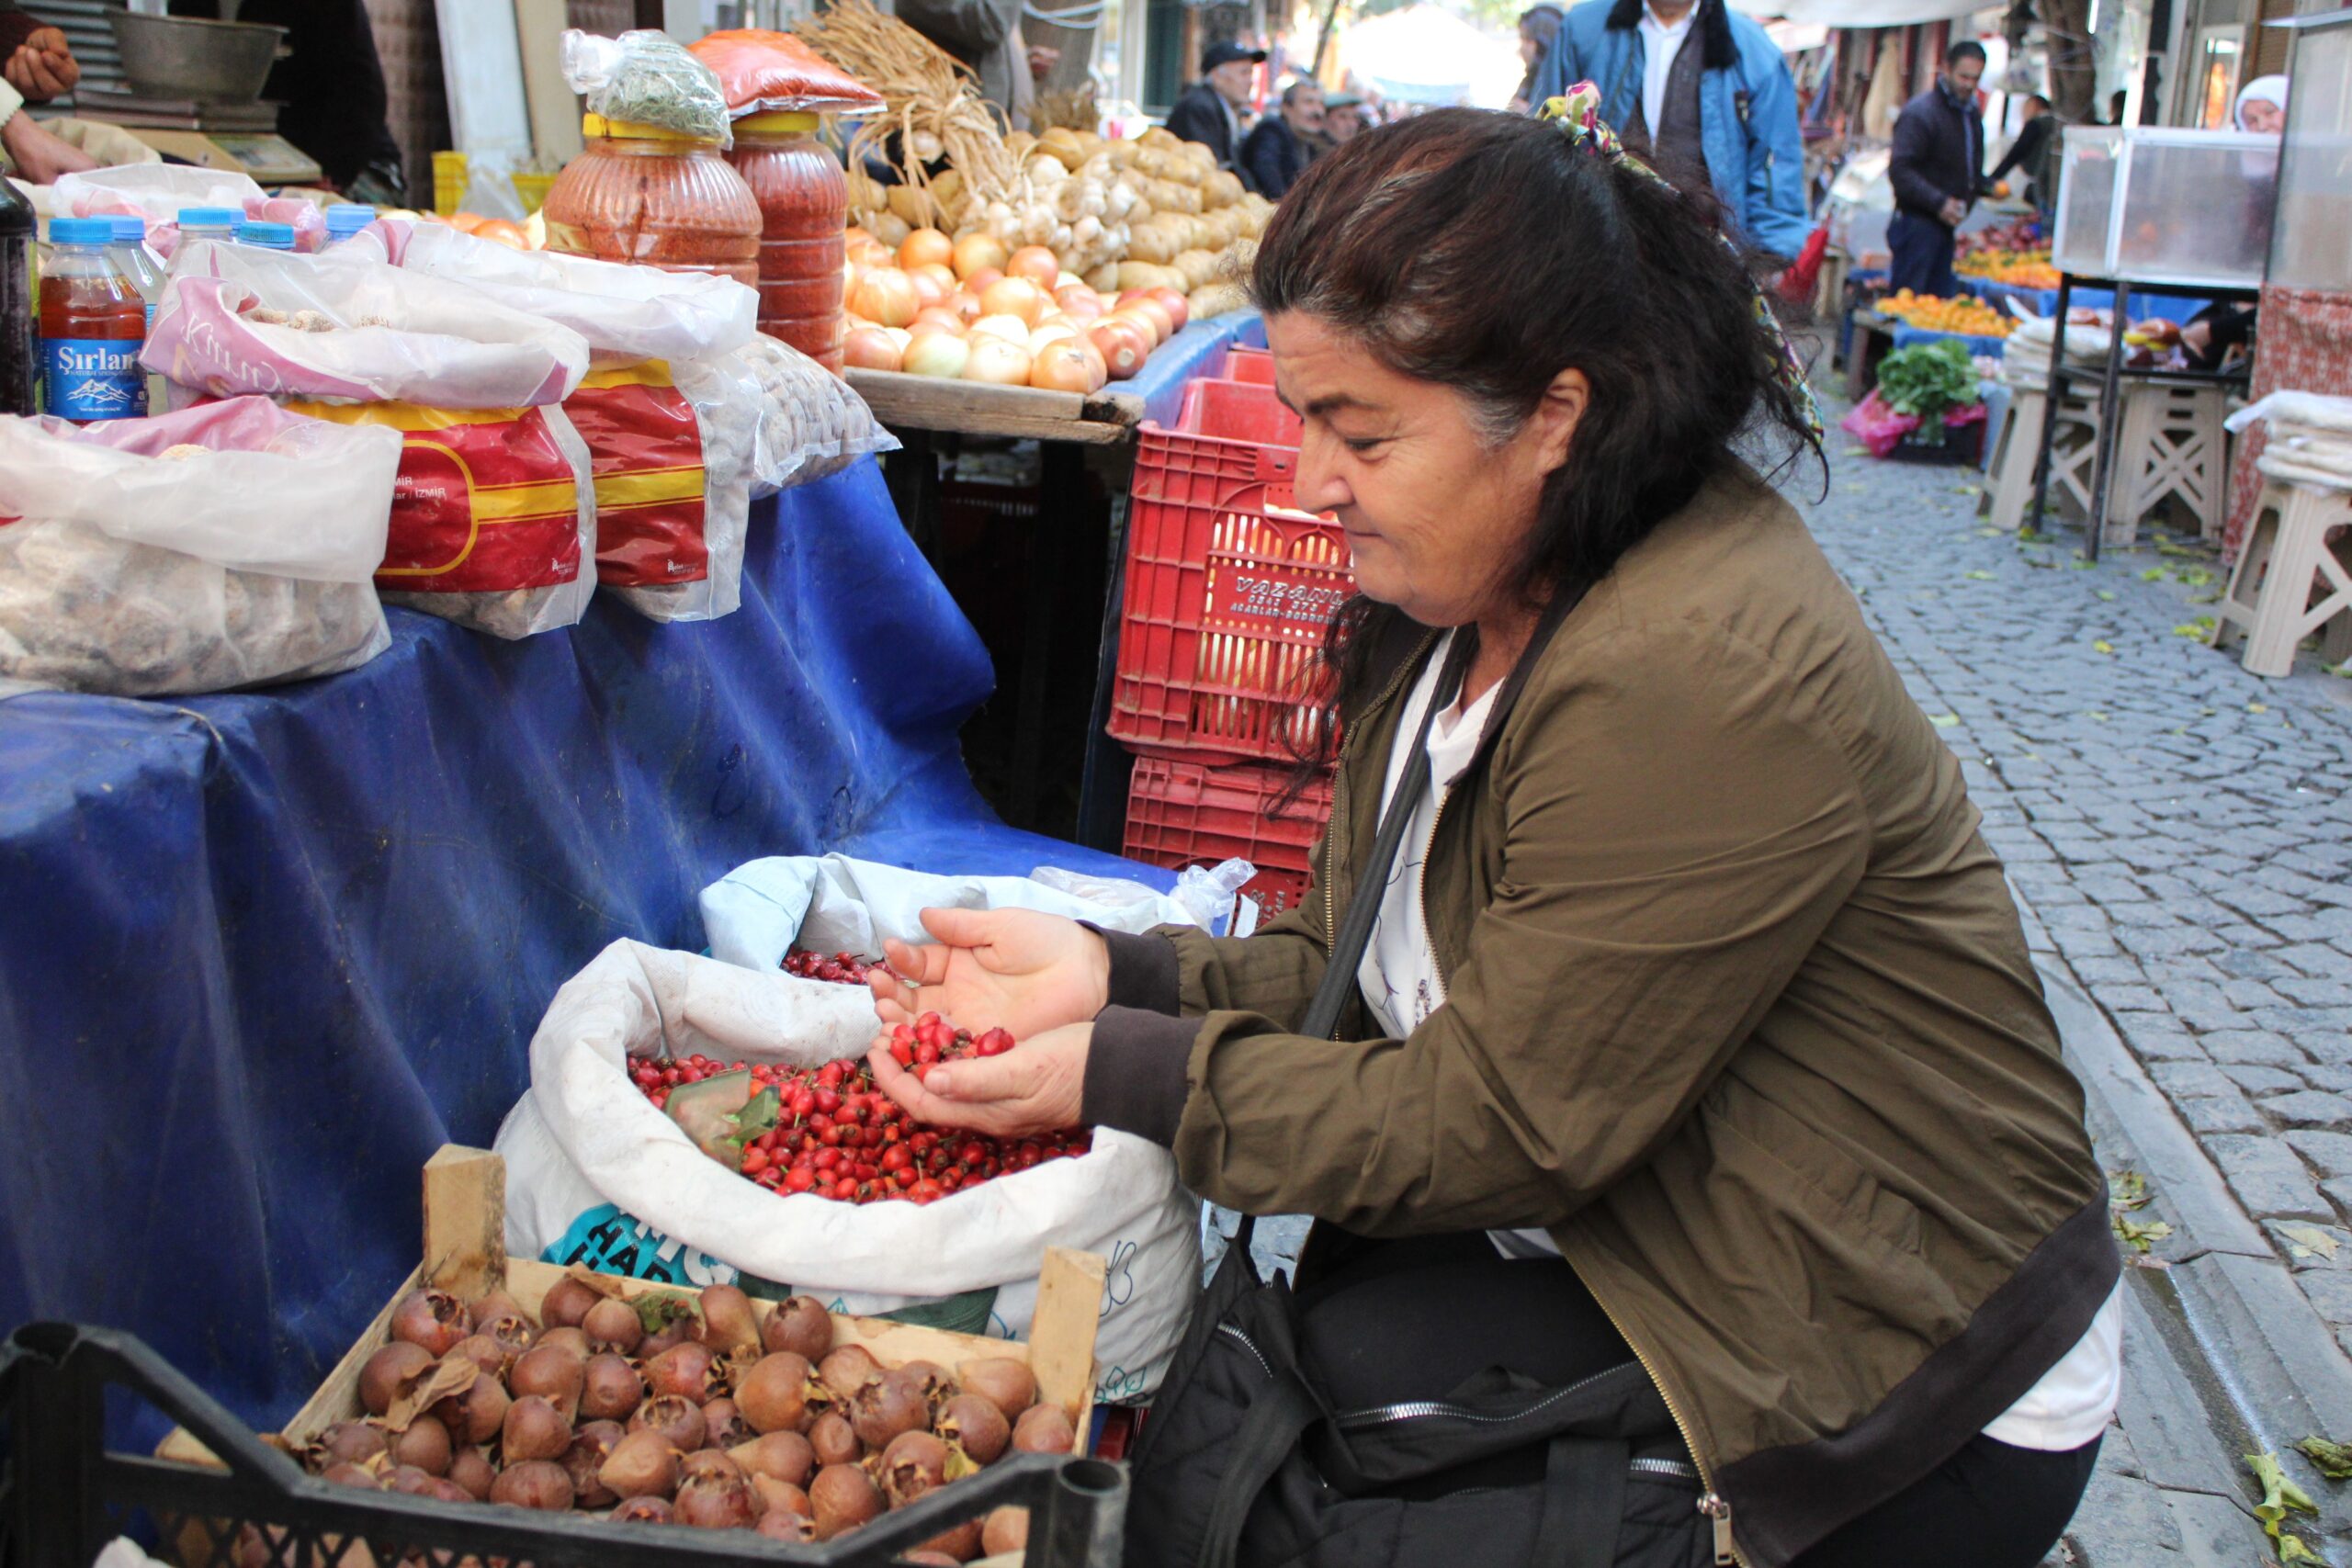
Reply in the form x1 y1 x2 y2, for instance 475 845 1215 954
162 1144 1106 1482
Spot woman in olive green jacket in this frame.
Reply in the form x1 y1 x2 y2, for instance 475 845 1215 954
866 107 2120 1567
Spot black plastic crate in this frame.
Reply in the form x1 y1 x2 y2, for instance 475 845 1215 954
0 1324 1126 1568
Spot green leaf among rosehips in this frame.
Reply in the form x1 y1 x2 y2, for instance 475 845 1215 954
636 1013 1089 1205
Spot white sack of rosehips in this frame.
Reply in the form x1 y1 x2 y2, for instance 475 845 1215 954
698 851 1207 974
495 939 1203 1404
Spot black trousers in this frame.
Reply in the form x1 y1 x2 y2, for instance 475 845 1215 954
1888 209 1960 298
1292 1228 2097 1568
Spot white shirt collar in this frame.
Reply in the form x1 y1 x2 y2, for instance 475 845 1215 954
1640 4 1698 38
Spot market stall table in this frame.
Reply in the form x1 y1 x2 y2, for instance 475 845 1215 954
0 459 1168 1448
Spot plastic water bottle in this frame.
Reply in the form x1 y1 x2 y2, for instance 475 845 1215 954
39 217 145 421
176 207 240 244
236 220 296 252
106 216 164 331
324 204 376 245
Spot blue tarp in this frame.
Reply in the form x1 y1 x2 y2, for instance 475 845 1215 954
1963 277 2211 322
0 460 1166 1440
1126 310 1269 430
1890 323 2010 358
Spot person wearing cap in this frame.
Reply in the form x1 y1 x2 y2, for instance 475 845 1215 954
1243 77 1325 198
1324 92 1366 146
1166 41 1266 180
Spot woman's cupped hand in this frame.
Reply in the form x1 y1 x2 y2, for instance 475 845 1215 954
865 907 1108 1136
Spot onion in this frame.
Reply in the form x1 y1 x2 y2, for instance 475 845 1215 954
1006 246 1060 287
899 228 954 271
1117 299 1173 344
970 313 1035 344
1089 321 1148 380
979 277 1046 326
1074 338 1108 389
903 332 973 379
911 263 958 298
911 306 967 336
951 233 1009 281
843 327 902 373
849 270 921 330
964 267 1005 294
964 337 1034 385
1028 323 1079 355
1147 287 1192 333
1058 293 1105 325
1029 340 1097 393
950 292 984 325
907 269 949 309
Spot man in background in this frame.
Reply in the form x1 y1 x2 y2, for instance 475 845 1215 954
1529 0 1809 263
1887 39 1986 296
1164 40 1263 179
1986 92 2054 216
1242 77 1321 197
1324 92 1365 147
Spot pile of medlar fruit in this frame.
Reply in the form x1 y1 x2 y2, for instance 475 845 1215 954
306 1276 1066 1559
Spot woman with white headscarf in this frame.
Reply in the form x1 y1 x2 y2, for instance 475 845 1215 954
2235 74 2289 134
2181 74 2287 367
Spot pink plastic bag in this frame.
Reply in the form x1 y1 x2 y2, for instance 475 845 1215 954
1838 389 1919 458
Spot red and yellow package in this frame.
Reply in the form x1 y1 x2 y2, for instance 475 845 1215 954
564 363 711 588
282 400 587 593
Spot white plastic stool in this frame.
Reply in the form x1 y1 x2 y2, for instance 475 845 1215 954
2105 383 2230 547
1984 380 2102 532
2211 470 2352 678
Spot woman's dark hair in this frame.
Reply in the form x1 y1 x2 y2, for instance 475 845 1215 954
1250 107 1822 777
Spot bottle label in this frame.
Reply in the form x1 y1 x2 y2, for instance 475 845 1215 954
42 337 145 420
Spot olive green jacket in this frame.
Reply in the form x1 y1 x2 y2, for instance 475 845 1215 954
1084 467 2117 1565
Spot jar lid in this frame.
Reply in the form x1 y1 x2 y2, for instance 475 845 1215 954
736 111 822 133
47 217 113 244
582 113 719 146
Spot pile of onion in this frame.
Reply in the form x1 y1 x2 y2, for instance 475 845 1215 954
837 225 1187 393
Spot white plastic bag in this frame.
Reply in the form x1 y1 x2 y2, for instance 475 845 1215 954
700 852 1206 974
389 220 756 367
0 398 401 695
736 333 898 494
147 242 598 639
496 940 1201 1402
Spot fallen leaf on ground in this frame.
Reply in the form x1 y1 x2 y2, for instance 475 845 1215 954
2174 618 2216 637
2249 1450 2319 1554
1929 713 1962 728
2279 1224 2340 1260
2142 567 2172 581
2097 590 2117 601
1966 570 1994 581
2295 1436 2352 1481
2108 1169 2151 1211
2092 639 2115 654
2113 1215 2171 1252
2250 702 2270 714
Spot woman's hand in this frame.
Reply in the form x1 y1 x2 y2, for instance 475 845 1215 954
6 28 78 102
868 907 1110 1040
0 111 95 184
866 1021 1091 1137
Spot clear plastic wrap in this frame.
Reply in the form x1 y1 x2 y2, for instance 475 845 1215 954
735 331 898 493
560 28 733 144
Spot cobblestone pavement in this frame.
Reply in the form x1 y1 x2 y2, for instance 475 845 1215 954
1808 412 2352 1341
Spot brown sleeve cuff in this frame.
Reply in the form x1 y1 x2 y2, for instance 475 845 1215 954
1083 923 1182 1015
1081 1004 1196 1147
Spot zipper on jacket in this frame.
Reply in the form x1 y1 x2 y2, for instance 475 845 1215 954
1568 1258 1743 1566
1217 1321 1276 1382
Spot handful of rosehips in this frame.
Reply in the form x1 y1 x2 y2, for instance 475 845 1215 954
629 1013 1089 1207
307 1276 1056 1558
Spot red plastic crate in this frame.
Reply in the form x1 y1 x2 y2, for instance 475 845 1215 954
1123 756 1334 927
1110 396 1350 765
1222 344 1275 385
1178 377 1303 449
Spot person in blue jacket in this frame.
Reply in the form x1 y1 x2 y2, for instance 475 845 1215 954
1527 0 1810 264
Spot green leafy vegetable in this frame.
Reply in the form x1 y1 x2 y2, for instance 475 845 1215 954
1874 340 1982 439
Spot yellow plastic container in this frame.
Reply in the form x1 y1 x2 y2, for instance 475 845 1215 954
510 171 556 215
431 150 468 217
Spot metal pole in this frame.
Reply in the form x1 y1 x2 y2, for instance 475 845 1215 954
2027 271 2075 536
2081 277 2133 563
1029 1456 1129 1568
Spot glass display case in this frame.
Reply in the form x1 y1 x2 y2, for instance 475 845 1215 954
2052 125 2278 287
2265 9 2352 292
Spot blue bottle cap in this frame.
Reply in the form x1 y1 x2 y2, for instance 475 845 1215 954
177 207 242 229
108 216 148 243
325 203 376 234
237 220 296 251
47 217 114 244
